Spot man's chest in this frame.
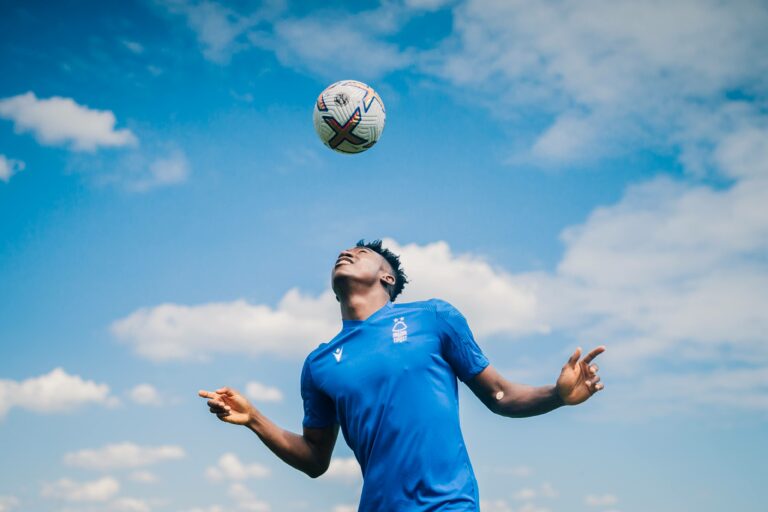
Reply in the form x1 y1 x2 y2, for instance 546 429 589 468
313 316 446 399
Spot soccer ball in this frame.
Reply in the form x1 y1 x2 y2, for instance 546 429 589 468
313 80 386 154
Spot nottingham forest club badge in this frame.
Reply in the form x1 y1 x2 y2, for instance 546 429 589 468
392 317 408 343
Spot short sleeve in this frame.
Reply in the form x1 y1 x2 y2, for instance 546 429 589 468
300 356 337 428
434 300 490 382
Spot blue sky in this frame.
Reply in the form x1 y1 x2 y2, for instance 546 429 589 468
1 0 767 511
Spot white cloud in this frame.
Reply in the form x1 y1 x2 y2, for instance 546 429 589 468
404 0 453 10
90 147 190 192
514 488 537 501
512 482 557 501
128 470 158 484
158 0 249 63
529 114 598 164
0 92 137 151
430 0 768 165
111 137 768 418
112 289 339 361
126 149 190 192
0 154 25 182
121 40 144 54
261 14 412 79
321 457 361 483
227 483 270 511
245 381 283 403
42 476 120 502
206 453 270 481
0 368 115 419
111 497 151 512
64 442 185 470
385 239 548 338
157 0 283 64
160 0 413 78
111 237 546 360
128 384 163 406
479 500 513 512
331 506 357 512
0 496 19 512
517 504 551 512
585 494 618 507
543 174 768 374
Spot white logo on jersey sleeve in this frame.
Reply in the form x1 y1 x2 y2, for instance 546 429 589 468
333 347 343 362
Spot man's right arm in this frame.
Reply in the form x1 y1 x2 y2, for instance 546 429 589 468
199 387 338 478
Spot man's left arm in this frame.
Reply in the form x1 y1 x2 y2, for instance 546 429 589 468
466 346 605 418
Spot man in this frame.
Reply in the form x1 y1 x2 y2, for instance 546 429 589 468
199 240 605 511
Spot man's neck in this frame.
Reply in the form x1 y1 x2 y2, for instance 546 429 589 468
339 290 390 321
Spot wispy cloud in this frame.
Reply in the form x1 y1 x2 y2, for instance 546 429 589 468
205 453 270 481
585 493 619 507
321 457 361 484
127 384 163 407
227 483 270 511
245 381 283 403
155 0 284 64
0 496 19 512
0 154 25 183
126 149 190 192
42 476 120 502
428 0 768 167
82 146 191 192
64 442 185 470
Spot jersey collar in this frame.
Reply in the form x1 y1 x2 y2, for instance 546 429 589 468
341 301 393 330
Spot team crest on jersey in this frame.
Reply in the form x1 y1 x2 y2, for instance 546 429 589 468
392 317 408 343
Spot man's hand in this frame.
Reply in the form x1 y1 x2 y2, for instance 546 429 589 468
198 387 255 425
556 346 605 406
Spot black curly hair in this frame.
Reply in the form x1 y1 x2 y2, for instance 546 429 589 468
356 239 408 301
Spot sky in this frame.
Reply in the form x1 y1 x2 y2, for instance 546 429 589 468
1 0 767 511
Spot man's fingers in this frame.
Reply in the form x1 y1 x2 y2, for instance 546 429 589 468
216 387 234 396
582 345 606 364
589 364 599 374
207 399 230 411
567 347 582 368
585 376 604 393
198 390 218 399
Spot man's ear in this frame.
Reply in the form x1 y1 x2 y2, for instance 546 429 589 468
381 273 395 286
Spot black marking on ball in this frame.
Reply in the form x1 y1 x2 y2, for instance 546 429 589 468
335 93 349 106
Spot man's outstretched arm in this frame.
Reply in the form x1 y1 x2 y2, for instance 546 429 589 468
199 387 338 478
467 346 605 418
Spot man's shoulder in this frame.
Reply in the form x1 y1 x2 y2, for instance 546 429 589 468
304 330 346 366
393 298 459 315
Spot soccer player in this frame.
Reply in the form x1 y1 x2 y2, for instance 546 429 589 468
199 240 605 511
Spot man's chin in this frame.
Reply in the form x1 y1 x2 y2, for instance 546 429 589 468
332 266 353 283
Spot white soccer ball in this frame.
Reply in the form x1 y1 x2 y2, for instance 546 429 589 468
313 80 386 154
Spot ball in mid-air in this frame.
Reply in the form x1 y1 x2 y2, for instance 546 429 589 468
313 80 386 154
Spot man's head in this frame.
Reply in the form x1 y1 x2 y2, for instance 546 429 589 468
332 239 408 302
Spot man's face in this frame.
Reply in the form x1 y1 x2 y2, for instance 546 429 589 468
331 246 394 295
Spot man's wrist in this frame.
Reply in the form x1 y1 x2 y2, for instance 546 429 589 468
552 385 565 407
246 408 262 431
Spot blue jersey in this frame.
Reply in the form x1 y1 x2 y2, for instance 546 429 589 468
301 299 489 511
